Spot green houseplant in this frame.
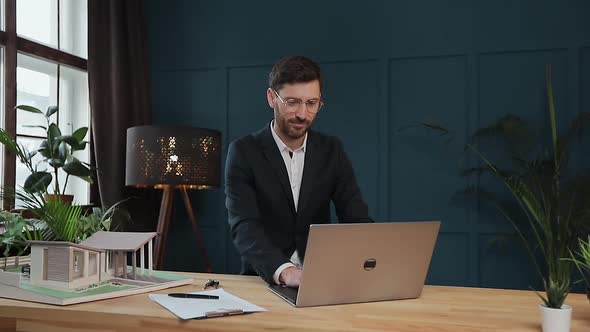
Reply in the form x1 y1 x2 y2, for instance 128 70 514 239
0 195 128 270
0 105 93 199
465 67 590 310
403 65 589 331
0 210 41 269
570 237 590 303
0 104 129 270
14 191 127 243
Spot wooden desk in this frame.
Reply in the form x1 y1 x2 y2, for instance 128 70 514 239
0 272 588 332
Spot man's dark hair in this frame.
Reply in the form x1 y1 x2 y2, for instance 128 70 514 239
268 56 322 92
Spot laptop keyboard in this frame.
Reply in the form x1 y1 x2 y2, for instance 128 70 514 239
269 285 299 305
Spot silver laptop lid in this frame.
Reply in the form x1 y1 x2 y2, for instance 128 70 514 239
295 221 440 307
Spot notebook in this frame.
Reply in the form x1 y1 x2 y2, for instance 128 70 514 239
269 221 440 307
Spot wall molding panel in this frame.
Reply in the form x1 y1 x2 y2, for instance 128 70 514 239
146 0 590 289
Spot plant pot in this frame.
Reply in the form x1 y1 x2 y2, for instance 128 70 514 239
539 304 572 332
10 208 40 219
43 194 74 203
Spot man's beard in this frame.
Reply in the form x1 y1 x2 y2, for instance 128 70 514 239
282 118 310 139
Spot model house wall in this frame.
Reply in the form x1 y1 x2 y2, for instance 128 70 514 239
0 232 158 291
30 243 103 290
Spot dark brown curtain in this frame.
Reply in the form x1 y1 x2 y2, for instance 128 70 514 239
88 0 158 231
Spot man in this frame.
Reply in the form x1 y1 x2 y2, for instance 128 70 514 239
225 56 372 288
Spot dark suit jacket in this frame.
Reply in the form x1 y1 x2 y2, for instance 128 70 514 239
225 123 372 284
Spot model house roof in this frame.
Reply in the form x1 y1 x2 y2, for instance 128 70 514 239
79 231 157 251
27 240 105 253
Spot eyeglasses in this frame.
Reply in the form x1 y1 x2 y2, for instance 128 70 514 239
273 89 324 114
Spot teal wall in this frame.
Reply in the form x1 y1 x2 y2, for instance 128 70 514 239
144 0 590 289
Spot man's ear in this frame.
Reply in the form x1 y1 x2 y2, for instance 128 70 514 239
266 88 275 109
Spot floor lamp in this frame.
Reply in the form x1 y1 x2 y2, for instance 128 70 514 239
125 126 221 272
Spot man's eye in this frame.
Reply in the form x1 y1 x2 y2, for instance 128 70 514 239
306 100 319 106
286 100 301 106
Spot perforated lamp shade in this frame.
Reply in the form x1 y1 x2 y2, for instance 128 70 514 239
125 126 221 189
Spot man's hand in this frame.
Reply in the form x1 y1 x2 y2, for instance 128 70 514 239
279 266 302 288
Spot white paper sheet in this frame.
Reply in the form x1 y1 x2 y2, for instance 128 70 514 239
149 288 267 320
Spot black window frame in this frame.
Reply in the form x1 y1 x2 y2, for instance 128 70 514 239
0 0 88 209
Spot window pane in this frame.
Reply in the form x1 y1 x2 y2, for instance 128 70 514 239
59 65 90 204
0 0 5 30
17 0 58 48
17 54 58 137
60 0 88 59
15 57 89 205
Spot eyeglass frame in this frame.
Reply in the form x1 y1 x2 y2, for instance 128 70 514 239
272 89 324 114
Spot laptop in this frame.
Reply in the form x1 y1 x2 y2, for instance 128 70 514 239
268 221 440 307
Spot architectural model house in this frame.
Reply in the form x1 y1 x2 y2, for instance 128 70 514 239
27 232 156 290
79 231 157 281
28 241 105 290
0 231 192 305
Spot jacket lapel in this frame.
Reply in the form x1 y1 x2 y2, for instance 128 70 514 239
254 124 296 214
297 131 322 214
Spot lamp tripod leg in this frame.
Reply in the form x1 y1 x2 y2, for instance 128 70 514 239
180 187 212 273
154 186 174 270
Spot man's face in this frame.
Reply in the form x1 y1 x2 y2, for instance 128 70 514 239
267 80 321 140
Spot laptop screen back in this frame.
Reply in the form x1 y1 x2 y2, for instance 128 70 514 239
291 221 440 307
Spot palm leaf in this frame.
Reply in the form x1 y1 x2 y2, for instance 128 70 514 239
38 199 82 242
471 114 532 156
546 65 559 165
412 65 581 308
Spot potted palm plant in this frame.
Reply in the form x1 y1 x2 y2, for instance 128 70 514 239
0 105 93 202
465 66 590 332
402 65 590 332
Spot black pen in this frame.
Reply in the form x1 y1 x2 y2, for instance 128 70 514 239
168 293 219 299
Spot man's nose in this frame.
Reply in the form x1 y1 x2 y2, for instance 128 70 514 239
294 105 307 118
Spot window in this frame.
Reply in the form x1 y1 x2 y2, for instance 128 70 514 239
107 251 114 269
16 0 58 48
0 47 4 192
0 0 89 208
73 249 84 278
88 251 97 276
42 248 48 280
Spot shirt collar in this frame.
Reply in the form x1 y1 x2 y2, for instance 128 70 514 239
270 120 307 153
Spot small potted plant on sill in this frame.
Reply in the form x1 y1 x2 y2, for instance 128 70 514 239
0 105 93 202
0 210 41 270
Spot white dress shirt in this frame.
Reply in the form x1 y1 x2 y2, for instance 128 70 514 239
269 121 306 284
